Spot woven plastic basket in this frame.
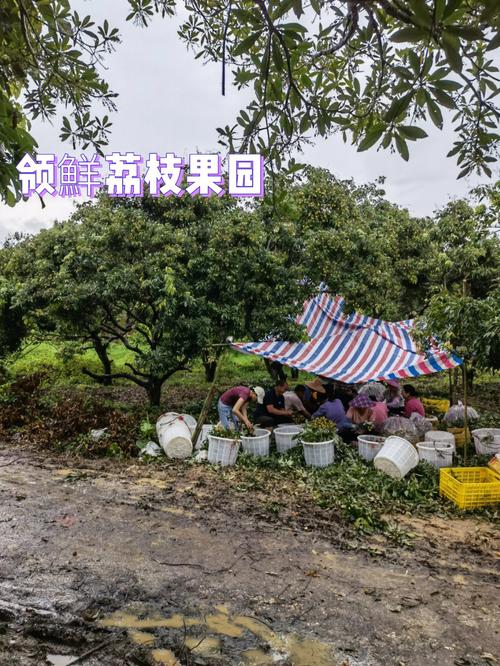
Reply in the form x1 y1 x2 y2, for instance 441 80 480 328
207 434 240 466
302 439 335 467
472 429 500 456
439 467 500 509
274 425 303 453
374 436 419 479
416 441 454 468
241 428 271 457
357 435 385 462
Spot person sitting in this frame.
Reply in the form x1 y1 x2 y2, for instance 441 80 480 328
312 384 350 430
217 385 264 431
346 394 375 425
302 378 326 414
254 379 294 429
385 379 405 414
284 384 311 419
402 384 425 418
369 393 388 433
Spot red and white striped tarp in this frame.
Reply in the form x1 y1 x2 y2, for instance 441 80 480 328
233 293 462 384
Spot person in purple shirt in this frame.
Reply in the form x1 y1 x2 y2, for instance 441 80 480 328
312 384 350 430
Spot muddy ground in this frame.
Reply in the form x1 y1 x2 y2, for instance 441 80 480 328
0 446 498 666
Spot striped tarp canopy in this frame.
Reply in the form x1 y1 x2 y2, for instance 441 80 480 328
233 293 462 384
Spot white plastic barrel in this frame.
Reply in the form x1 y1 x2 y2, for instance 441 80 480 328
156 412 193 459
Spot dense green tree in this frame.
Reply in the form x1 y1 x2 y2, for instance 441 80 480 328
5 192 307 403
129 0 500 178
0 1 119 204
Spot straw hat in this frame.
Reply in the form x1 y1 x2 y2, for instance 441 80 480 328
305 378 326 394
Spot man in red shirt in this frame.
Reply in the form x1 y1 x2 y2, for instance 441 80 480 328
402 384 425 418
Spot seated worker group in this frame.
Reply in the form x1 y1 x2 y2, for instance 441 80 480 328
217 377 425 435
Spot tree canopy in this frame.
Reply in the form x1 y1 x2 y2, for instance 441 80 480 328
128 0 500 177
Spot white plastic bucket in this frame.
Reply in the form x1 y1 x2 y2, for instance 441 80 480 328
357 435 385 462
156 412 193 459
207 434 240 466
374 436 419 479
416 441 454 468
274 425 303 453
195 424 214 450
472 428 500 455
241 429 270 457
302 440 335 467
424 430 456 452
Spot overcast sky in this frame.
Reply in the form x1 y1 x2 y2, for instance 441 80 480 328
1 0 497 241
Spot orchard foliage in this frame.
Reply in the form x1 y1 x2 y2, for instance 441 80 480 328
128 0 500 178
0 1 119 204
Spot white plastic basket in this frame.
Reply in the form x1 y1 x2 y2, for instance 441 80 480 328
424 429 456 452
301 439 335 467
195 424 214 450
241 429 271 457
416 441 454 468
471 428 500 455
357 435 386 462
374 436 419 479
274 425 303 453
207 434 240 466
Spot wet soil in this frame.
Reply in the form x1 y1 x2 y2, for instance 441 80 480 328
0 446 498 666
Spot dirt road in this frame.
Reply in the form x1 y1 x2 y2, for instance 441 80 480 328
0 448 498 666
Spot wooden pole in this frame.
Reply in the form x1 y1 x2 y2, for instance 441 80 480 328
192 347 227 448
448 369 454 406
463 360 469 464
461 278 469 463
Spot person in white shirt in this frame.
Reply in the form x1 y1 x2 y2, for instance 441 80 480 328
284 384 311 419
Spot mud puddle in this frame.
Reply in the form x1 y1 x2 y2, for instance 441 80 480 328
101 603 339 665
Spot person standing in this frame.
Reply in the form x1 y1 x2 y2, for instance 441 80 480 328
217 385 264 431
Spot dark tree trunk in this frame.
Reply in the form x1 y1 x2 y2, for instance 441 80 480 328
290 367 299 380
91 335 113 386
146 379 163 407
203 359 217 383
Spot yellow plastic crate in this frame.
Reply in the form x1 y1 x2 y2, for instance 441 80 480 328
439 467 500 509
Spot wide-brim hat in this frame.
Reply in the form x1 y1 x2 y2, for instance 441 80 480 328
305 378 326 394
252 386 265 404
386 379 400 389
349 394 375 409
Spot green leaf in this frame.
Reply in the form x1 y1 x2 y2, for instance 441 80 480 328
441 33 463 73
487 31 500 51
430 86 456 109
395 134 410 161
409 0 431 27
384 92 413 122
233 31 263 57
426 94 444 128
443 0 463 21
357 127 384 151
447 25 484 41
391 27 426 43
399 125 428 140
272 0 295 20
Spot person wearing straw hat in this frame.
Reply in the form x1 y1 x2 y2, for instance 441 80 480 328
346 394 375 425
302 378 327 414
218 385 264 432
